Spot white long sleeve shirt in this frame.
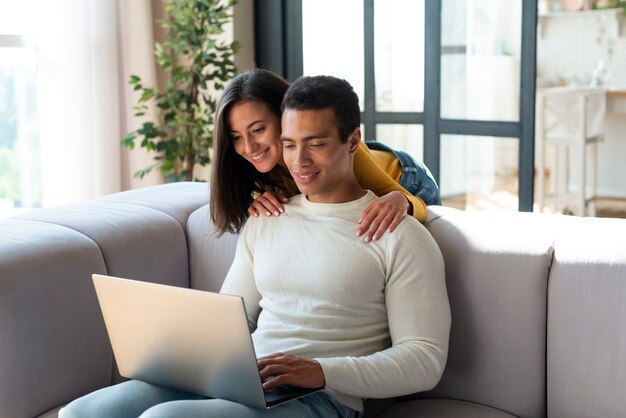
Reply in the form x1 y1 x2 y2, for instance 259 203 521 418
220 191 451 412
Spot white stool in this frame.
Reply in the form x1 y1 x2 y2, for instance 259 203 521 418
536 87 606 216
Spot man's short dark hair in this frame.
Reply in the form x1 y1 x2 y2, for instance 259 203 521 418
281 75 361 143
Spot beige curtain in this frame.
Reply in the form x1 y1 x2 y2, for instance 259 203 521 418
33 0 165 208
31 0 253 208
117 0 168 190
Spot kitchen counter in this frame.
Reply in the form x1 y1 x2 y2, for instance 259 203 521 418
607 89 626 113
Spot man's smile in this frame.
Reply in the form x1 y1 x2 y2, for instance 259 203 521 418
293 171 320 185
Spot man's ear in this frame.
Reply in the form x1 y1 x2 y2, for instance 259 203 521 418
347 128 361 154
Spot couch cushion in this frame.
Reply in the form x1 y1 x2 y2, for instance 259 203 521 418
96 181 209 228
0 219 110 418
375 399 516 418
420 208 572 418
37 405 63 418
547 217 626 418
16 202 189 288
186 204 239 292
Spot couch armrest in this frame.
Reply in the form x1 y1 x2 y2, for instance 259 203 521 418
0 219 111 418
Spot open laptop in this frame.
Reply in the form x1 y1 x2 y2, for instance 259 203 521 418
92 274 322 409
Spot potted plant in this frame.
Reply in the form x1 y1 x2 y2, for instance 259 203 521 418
595 0 626 14
122 0 239 182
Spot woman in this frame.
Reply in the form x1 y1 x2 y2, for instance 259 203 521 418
210 69 440 242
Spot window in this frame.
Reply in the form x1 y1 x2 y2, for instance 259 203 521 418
1 1 125 218
255 0 537 211
0 0 42 217
302 0 364 110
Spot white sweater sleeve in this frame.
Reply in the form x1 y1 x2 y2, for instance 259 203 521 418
219 219 262 331
315 222 451 398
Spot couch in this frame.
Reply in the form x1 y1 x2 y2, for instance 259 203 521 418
1 182 625 418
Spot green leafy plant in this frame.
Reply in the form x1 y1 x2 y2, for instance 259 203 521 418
122 0 239 182
596 0 626 15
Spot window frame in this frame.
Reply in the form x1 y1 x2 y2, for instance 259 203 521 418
254 0 538 211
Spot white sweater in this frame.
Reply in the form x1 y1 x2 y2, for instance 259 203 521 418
220 191 451 412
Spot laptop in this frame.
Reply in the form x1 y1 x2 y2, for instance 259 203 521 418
92 274 322 409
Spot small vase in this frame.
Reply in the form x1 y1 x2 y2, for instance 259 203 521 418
560 0 584 11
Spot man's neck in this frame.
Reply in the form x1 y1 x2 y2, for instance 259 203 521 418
305 183 367 204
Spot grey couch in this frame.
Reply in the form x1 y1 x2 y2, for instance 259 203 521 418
1 182 625 418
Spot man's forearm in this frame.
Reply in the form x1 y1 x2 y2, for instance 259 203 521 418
315 337 448 398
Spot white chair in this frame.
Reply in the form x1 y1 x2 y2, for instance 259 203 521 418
536 87 606 216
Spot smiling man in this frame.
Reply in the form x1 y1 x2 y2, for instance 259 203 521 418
281 106 362 203
218 75 451 418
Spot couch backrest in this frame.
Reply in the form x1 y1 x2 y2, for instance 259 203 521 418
546 218 626 418
187 204 238 293
418 207 572 418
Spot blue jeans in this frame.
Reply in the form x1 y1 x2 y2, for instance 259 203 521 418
365 141 441 206
59 380 361 418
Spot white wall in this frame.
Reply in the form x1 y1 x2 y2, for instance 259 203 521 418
537 10 626 87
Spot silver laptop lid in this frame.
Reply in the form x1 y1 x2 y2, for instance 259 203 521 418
92 274 267 408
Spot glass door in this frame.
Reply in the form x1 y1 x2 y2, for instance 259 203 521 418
257 0 537 211
438 0 525 211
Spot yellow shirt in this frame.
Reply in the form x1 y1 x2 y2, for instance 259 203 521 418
353 142 427 223
268 142 427 224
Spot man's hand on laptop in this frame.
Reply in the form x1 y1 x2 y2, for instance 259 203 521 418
257 352 325 391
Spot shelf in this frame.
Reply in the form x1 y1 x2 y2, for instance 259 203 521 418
538 7 623 39
539 7 622 18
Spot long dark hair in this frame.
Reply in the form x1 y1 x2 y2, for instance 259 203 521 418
210 69 290 236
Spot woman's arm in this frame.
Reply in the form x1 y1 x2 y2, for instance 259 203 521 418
354 142 427 241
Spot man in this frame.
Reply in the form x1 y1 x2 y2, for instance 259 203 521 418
220 75 451 417
60 76 449 418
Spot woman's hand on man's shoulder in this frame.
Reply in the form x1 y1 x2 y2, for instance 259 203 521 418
248 190 289 218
